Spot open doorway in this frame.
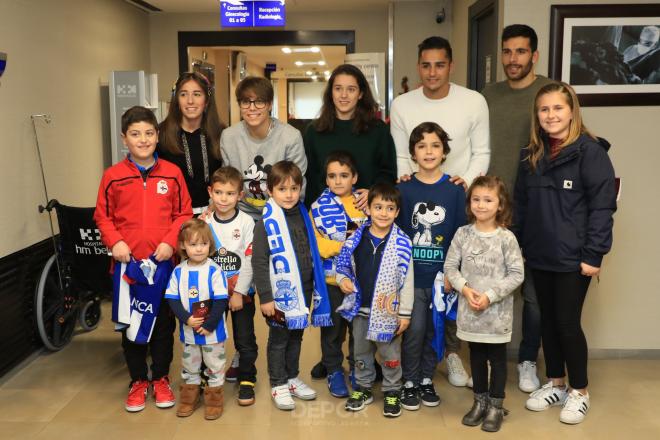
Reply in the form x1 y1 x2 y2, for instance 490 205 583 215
177 31 355 130
187 44 346 132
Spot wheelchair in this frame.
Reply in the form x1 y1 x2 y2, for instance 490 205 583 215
35 199 112 351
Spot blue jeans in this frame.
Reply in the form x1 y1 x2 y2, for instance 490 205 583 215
401 287 437 385
518 265 541 363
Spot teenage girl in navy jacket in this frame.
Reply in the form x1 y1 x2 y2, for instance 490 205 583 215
513 82 616 425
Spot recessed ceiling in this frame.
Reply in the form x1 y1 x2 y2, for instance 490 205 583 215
191 45 346 73
142 0 398 13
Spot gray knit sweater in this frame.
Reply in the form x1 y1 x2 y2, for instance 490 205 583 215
444 224 524 343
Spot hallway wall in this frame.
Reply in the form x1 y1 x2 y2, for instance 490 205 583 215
0 0 151 257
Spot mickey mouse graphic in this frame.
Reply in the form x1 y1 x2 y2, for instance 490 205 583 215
411 201 446 246
243 155 272 201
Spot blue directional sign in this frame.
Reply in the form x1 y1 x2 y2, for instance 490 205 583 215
220 1 286 28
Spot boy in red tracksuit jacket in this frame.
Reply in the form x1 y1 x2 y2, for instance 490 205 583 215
94 106 192 413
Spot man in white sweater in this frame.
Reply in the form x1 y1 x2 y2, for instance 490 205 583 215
390 36 490 187
391 37 489 390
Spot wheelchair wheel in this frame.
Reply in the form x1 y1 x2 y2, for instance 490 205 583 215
35 255 77 351
79 298 101 331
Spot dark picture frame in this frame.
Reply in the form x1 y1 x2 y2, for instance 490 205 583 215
549 4 660 106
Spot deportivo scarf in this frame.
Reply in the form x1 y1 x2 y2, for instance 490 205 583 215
310 188 364 279
263 198 333 329
430 270 458 359
335 221 413 342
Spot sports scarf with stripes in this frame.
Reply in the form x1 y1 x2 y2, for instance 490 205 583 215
310 188 356 280
335 221 412 342
263 198 332 329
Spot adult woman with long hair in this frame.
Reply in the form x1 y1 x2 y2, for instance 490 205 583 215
304 64 397 393
304 64 397 208
514 82 616 425
158 72 225 214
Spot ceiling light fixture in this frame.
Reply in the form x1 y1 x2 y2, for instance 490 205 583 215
282 46 323 54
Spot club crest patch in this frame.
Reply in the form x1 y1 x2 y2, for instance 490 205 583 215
563 180 573 189
157 180 169 194
274 279 298 312
188 286 199 298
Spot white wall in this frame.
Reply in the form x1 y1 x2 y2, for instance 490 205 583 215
0 0 150 257
393 0 453 95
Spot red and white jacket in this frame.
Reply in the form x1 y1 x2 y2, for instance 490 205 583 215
94 158 193 260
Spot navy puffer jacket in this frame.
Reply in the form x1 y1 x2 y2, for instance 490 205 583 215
512 134 617 271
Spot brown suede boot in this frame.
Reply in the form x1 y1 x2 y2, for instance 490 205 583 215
204 386 224 420
176 384 200 417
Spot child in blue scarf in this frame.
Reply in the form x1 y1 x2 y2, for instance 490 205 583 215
336 183 414 418
252 161 332 411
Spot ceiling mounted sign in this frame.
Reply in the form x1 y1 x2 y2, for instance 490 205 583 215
220 1 286 28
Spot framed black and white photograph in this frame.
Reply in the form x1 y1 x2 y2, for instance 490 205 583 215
549 4 660 106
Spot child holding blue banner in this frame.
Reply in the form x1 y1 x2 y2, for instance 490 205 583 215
310 150 368 398
336 183 414 418
444 176 524 432
206 166 258 407
165 219 229 420
396 121 466 410
252 161 333 411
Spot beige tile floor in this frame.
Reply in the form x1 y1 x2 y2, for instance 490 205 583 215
1 302 659 439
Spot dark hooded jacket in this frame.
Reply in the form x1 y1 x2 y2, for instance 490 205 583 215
513 134 616 271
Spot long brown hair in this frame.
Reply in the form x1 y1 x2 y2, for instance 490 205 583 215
159 72 225 159
314 64 378 134
526 82 594 171
466 176 513 227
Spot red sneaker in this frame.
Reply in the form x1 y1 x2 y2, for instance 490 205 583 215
125 380 149 412
152 376 175 408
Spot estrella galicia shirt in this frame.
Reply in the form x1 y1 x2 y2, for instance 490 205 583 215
397 174 466 288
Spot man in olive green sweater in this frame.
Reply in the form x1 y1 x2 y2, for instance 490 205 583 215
481 24 555 394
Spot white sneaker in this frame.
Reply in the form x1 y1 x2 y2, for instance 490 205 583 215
560 389 590 424
446 353 469 387
526 381 568 411
288 377 317 400
271 384 295 410
518 361 541 393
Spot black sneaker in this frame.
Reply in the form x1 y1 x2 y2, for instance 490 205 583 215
237 381 255 406
345 388 374 411
419 380 441 407
400 384 420 410
310 361 327 380
383 390 402 417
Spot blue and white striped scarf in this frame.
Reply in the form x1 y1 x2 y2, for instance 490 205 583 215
310 188 361 279
335 221 412 342
263 199 332 329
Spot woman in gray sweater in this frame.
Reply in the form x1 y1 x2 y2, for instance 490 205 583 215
444 176 524 433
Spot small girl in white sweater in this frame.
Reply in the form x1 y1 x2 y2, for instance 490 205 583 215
444 176 523 433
